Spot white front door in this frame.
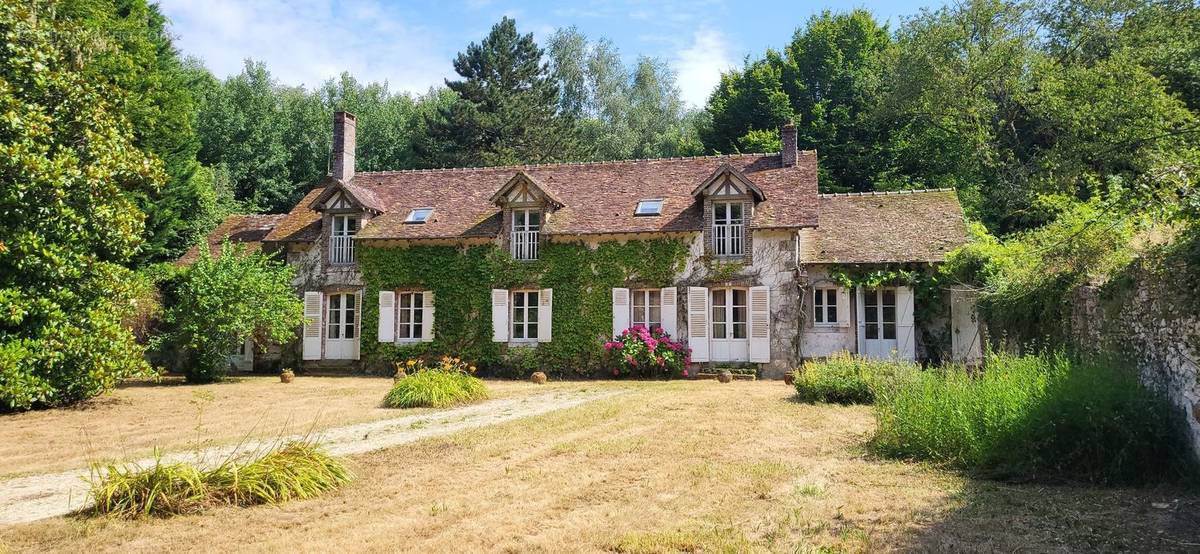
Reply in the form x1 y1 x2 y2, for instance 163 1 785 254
709 288 749 362
858 287 898 359
325 292 359 359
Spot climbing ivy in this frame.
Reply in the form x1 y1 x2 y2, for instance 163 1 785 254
827 263 952 363
358 239 689 377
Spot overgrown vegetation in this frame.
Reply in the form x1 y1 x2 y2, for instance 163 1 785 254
871 352 1197 485
158 244 304 383
791 352 915 405
88 440 352 518
382 357 489 409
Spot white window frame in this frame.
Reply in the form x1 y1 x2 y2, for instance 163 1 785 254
329 214 358 264
630 289 662 330
510 290 540 342
863 287 898 341
396 291 425 342
712 201 744 257
326 292 357 340
635 199 663 216
710 288 748 340
813 287 839 326
511 209 540 261
405 208 433 224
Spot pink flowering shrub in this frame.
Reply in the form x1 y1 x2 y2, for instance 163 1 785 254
604 325 691 378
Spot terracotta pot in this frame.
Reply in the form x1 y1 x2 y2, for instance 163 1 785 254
783 372 795 386
530 371 548 385
280 371 295 383
717 370 733 384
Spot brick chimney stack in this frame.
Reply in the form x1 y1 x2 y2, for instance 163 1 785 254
780 122 797 167
331 111 357 182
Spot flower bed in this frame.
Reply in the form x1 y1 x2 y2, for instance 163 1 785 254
603 326 691 378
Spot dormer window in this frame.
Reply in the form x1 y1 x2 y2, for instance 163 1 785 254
405 208 433 224
713 201 744 257
330 214 358 264
511 209 540 261
635 199 663 216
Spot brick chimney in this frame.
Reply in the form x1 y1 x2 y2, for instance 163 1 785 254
331 111 357 182
780 122 797 167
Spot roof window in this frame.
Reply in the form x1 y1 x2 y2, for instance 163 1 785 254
405 207 433 224
634 199 663 216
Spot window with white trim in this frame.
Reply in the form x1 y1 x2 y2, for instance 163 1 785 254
863 287 897 340
326 292 356 339
813 287 838 325
711 288 747 339
511 209 540 261
330 215 358 264
635 199 663 216
511 290 540 340
405 208 432 224
713 201 744 257
396 292 425 341
631 289 662 330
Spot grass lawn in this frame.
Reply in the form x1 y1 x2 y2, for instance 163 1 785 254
0 374 577 479
2 380 1198 552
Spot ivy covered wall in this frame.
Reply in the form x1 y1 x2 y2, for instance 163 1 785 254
358 239 689 376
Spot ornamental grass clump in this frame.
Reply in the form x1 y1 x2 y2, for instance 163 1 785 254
382 357 488 409
87 440 352 518
604 325 691 378
791 352 915 404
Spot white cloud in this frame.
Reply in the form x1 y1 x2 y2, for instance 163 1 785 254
157 0 451 93
673 28 734 109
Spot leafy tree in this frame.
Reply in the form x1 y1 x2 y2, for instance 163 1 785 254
702 53 794 154
0 2 160 411
163 244 304 383
419 17 581 167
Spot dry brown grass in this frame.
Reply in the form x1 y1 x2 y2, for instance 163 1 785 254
0 375 565 478
2 380 1198 553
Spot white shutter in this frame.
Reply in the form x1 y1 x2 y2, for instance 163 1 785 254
377 291 395 343
537 288 553 343
422 291 435 342
837 287 851 328
353 291 362 360
855 286 866 356
612 288 630 337
749 285 771 362
660 287 678 338
302 291 323 360
491 289 509 342
896 286 916 361
687 287 709 362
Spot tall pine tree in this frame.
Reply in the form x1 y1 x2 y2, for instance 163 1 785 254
419 17 581 167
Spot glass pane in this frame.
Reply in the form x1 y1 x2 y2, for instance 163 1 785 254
513 306 524 323
729 203 742 220
712 322 726 339
715 203 727 222
330 294 341 310
528 304 538 323
398 322 410 339
649 306 661 328
528 211 540 228
883 289 896 307
864 289 877 307
413 308 423 325
648 290 660 307
330 308 341 326
712 289 726 307
329 324 340 339
633 291 646 309
399 305 411 324
828 289 838 306
733 306 747 325
345 323 355 339
866 323 879 340
883 324 896 340
513 293 524 308
827 306 838 324
866 306 878 327
527 323 538 337
513 324 524 339
733 322 747 339
412 293 422 308
347 218 358 233
883 306 896 325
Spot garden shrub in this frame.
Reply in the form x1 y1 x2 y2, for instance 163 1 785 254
89 440 352 518
871 352 1198 485
382 357 489 408
791 352 914 404
604 325 691 378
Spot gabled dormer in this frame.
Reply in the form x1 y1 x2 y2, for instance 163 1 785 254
490 171 564 261
693 164 765 263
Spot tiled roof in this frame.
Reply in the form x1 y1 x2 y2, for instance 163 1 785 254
264 152 818 242
799 189 968 264
178 214 287 264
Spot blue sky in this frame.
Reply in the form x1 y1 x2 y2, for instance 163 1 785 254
157 0 945 108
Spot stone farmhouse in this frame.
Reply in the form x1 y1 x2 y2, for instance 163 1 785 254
188 112 981 377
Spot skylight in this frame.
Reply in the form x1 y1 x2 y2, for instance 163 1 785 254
635 199 663 216
405 207 433 223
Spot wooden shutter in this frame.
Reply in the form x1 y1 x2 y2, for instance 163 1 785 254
660 287 678 338
896 286 916 361
422 291 435 342
302 291 322 360
537 288 553 343
491 289 509 342
353 291 362 360
749 285 771 362
687 287 709 362
377 291 395 343
612 288 630 337
837 287 852 328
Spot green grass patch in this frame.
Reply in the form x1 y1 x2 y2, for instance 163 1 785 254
791 352 914 404
871 352 1198 485
383 370 489 409
88 440 352 518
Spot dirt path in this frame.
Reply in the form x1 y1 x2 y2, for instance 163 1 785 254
0 388 621 525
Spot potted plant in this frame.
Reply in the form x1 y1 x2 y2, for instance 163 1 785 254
280 368 295 383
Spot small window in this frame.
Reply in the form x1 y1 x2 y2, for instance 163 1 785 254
397 292 425 341
511 290 540 341
813 288 838 325
635 199 663 216
405 208 433 224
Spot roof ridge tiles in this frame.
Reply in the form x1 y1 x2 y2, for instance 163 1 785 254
818 188 955 198
353 151 783 177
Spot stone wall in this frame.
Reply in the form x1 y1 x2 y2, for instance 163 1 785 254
1072 282 1200 459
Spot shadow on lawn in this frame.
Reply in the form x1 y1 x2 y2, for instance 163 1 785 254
895 477 1200 553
